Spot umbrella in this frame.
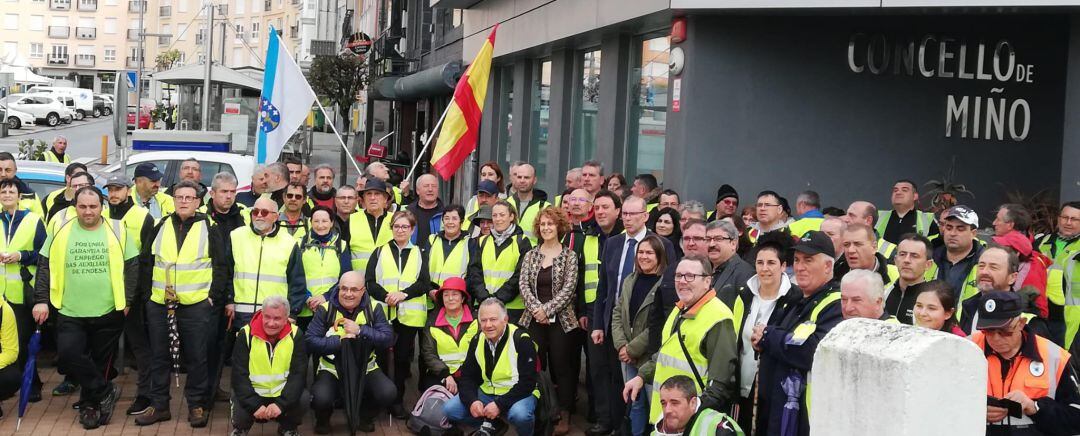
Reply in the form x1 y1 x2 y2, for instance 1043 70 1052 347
16 328 42 431
339 332 372 436
779 370 805 436
164 264 181 387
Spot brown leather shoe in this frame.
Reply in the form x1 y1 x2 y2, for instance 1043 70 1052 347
134 406 172 426
189 407 209 428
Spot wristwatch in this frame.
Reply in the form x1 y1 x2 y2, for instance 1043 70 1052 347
1031 401 1040 415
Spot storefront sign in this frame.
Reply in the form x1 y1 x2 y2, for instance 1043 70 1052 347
846 33 1034 142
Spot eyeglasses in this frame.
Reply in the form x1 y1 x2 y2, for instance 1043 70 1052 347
1061 215 1080 224
981 320 1020 337
705 236 735 243
682 236 707 244
285 193 304 200
621 210 646 217
719 199 737 206
339 286 365 293
392 224 413 230
756 203 780 208
174 195 197 203
674 273 709 282
251 208 275 218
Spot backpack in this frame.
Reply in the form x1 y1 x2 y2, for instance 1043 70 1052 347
408 385 454 436
533 369 560 436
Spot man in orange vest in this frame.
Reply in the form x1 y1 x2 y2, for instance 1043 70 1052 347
973 291 1080 435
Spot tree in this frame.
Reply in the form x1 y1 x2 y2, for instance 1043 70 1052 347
155 49 183 71
308 54 367 178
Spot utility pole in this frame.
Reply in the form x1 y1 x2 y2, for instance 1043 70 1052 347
200 3 214 130
133 0 145 133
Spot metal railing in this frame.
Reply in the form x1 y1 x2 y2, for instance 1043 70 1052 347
49 0 70 10
75 54 95 67
159 5 171 16
158 35 171 45
77 0 97 11
310 40 335 56
76 27 96 39
128 0 145 12
127 29 140 41
47 55 69 66
48 26 70 38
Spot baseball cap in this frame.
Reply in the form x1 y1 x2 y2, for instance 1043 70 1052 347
104 174 131 188
793 230 835 258
133 163 163 182
976 291 1023 330
477 180 498 195
945 205 979 228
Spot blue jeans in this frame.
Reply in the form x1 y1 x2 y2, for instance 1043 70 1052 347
443 392 537 436
622 363 650 436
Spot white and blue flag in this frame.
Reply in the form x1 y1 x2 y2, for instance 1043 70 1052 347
256 26 316 164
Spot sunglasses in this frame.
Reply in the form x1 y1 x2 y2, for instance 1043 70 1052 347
251 208 276 218
285 193 304 200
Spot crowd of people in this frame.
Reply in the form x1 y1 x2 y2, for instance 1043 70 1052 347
0 148 1077 436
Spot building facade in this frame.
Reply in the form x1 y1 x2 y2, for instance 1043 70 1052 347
452 0 1080 217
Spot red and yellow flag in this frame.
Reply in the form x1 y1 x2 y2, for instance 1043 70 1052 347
430 25 498 180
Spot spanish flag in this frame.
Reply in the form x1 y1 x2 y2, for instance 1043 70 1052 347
430 25 498 179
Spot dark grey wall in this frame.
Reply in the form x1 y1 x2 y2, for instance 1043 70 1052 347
667 14 1068 219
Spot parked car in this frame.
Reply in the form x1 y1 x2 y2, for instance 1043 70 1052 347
4 94 68 127
16 161 105 198
54 96 76 124
1 104 36 129
26 86 95 120
126 105 152 130
92 96 112 117
101 150 255 192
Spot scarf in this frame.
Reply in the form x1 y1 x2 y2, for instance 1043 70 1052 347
491 223 517 246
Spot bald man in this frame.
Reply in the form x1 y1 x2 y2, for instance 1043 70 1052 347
507 164 551 239
406 174 445 250
845 200 896 260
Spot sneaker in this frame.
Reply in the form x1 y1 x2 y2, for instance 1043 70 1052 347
98 383 122 425
126 396 152 415
135 406 172 426
79 406 101 430
189 407 209 428
52 380 79 396
71 399 85 410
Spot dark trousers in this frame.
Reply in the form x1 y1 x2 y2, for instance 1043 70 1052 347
310 369 396 422
0 362 22 400
393 322 421 405
528 322 582 412
206 303 229 398
231 397 307 431
10 303 41 391
147 300 210 410
56 311 124 406
587 334 623 430
122 295 153 398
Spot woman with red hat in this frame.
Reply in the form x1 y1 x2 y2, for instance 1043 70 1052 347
419 276 479 394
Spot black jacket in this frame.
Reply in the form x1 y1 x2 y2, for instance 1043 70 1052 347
304 287 393 361
208 202 249 239
466 227 532 306
457 325 538 413
142 212 231 304
833 252 892 287
593 229 676 333
711 255 756 293
231 312 307 414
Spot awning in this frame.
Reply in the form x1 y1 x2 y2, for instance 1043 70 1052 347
152 63 263 91
369 61 462 101
0 65 53 85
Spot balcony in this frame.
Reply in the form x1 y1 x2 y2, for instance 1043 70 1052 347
158 35 171 45
74 54 95 67
48 26 70 39
289 25 298 38
126 56 143 69
159 5 170 16
76 27 96 39
47 55 69 66
77 0 97 11
127 29 140 41
49 0 70 10
128 0 145 12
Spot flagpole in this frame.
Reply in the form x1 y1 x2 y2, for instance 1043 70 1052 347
312 99 364 176
405 102 452 182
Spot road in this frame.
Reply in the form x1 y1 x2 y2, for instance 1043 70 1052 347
0 115 124 162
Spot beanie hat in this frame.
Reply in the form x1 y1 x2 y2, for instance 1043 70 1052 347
716 184 738 204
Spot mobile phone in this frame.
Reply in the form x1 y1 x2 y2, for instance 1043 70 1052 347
987 396 1024 418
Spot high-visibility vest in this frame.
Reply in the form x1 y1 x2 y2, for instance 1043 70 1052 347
242 322 298 398
230 227 297 314
650 408 745 436
427 234 470 287
429 317 479 375
479 234 526 309
507 195 551 240
300 235 348 317
132 190 176 218
391 186 404 205
1057 252 1080 350
876 239 897 259
278 215 309 242
349 211 393 272
579 235 600 304
474 323 540 397
788 217 824 239
18 192 42 217
1035 234 1080 267
150 218 213 305
104 204 151 251
42 149 70 164
649 297 734 423
48 219 128 311
45 206 78 236
316 301 381 377
0 212 41 304
802 291 841 415
972 332 1070 430
374 244 428 327
43 188 65 217
875 210 935 239
927 262 980 319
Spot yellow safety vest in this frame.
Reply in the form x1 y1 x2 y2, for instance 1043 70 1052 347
507 195 551 240
427 234 470 287
875 210 935 238
430 318 479 375
316 301 381 377
649 297 734 423
300 235 348 317
48 219 127 311
788 217 824 239
474 323 540 397
104 204 151 251
43 188 65 217
230 226 297 314
150 218 213 305
242 322 297 398
45 206 78 236
876 239 897 259
132 190 176 218
1058 252 1080 350
803 291 842 415
42 149 70 164
581 235 600 304
927 261 980 318
349 211 393 272
1 212 41 304
374 244 428 327
15 189 42 217
278 215 309 242
479 234 526 309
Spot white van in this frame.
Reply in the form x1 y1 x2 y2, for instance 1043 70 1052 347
26 86 95 120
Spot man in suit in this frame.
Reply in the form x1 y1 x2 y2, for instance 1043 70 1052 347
588 196 675 436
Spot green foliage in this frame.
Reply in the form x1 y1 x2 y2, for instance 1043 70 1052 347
155 49 183 71
17 139 48 160
307 55 367 123
924 156 974 213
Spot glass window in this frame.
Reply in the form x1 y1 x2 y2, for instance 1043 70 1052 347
571 49 601 167
103 46 116 61
627 36 669 184
528 60 551 183
495 64 513 171
30 43 43 58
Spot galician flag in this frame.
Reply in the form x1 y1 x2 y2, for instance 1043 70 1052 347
256 26 316 164
429 25 498 179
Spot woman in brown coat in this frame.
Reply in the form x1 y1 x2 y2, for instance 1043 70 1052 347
519 206 581 435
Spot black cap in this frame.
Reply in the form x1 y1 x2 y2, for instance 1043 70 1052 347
477 180 498 195
716 184 738 204
476 205 493 221
133 163 163 182
793 230 835 258
360 178 391 197
976 291 1023 330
